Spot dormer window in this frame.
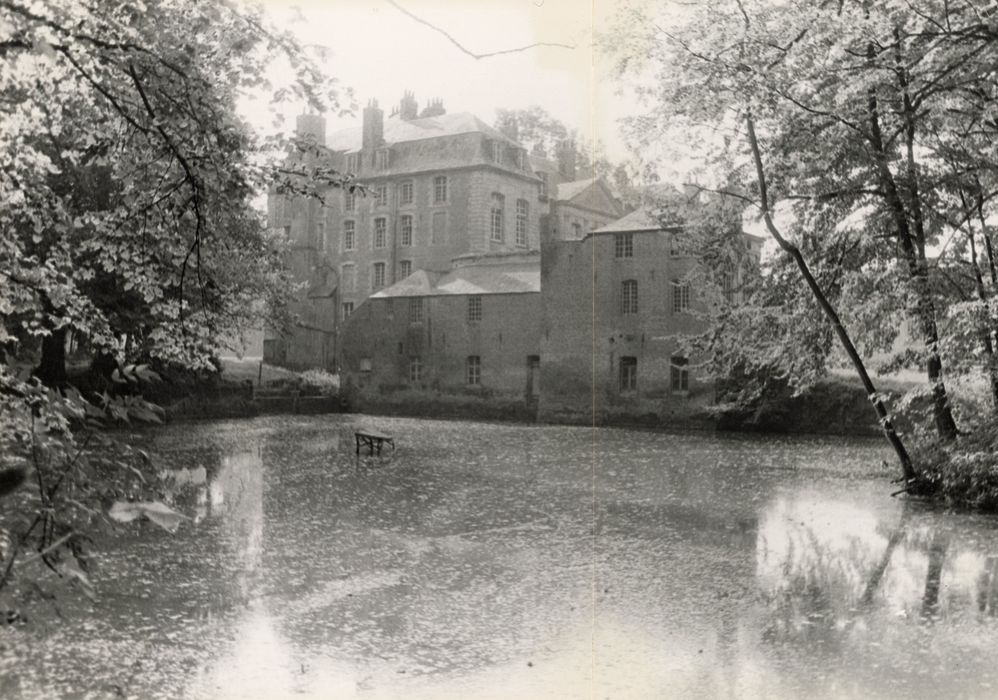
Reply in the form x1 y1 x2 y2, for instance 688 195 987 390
491 141 502 163
375 148 390 170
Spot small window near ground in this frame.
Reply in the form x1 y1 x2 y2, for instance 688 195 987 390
409 356 422 382
671 355 689 393
619 356 637 392
466 355 481 386
341 302 354 320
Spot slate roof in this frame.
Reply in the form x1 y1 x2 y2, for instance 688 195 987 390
326 112 517 152
554 179 596 202
592 207 673 234
371 261 540 299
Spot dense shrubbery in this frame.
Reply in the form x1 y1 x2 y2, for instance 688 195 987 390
916 426 998 510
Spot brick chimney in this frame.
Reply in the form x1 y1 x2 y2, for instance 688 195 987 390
556 139 577 180
399 91 418 120
419 97 446 118
362 99 384 152
295 113 326 144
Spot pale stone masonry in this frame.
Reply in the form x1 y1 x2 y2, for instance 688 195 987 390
266 92 619 370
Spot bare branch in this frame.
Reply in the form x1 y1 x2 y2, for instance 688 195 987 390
386 0 574 59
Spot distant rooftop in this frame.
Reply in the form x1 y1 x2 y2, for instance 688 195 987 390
326 112 518 152
372 256 540 299
592 208 673 234
554 179 597 202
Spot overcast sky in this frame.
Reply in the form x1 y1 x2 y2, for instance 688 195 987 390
244 0 636 162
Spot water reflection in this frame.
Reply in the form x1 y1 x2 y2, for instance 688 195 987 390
6 417 998 699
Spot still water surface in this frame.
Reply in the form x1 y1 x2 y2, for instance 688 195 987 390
2 414 998 699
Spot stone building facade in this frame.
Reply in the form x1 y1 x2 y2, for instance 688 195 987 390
265 94 550 369
538 208 763 425
338 251 542 417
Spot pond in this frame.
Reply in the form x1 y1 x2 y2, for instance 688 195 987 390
2 415 997 699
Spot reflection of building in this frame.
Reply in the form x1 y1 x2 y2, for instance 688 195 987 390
539 208 763 424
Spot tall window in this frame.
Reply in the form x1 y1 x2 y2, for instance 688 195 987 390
433 175 448 203
346 153 359 172
341 301 354 320
619 356 637 392
341 263 356 292
671 355 690 392
467 295 482 322
400 214 413 246
400 180 414 205
374 217 387 248
466 355 481 386
431 210 447 244
372 262 386 290
374 184 388 207
409 297 423 323
399 260 412 279
614 233 633 258
515 199 528 247
538 172 548 198
621 280 638 314
375 148 389 170
343 220 355 251
491 141 502 163
571 222 582 238
490 192 505 242
316 221 326 252
344 191 355 212
672 280 691 313
409 356 422 382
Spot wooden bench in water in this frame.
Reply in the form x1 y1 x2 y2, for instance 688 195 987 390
355 429 395 456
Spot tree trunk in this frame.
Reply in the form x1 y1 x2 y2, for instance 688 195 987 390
966 225 998 408
34 326 68 387
867 59 958 441
746 113 917 482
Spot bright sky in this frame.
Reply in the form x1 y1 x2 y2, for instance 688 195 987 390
244 0 634 162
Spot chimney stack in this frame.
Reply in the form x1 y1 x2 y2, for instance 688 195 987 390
362 99 384 152
556 139 577 181
419 97 446 118
399 90 419 120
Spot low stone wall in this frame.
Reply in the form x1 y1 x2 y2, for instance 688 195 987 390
346 387 538 423
163 395 344 422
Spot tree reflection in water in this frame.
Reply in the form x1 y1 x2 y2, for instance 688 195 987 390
756 492 998 647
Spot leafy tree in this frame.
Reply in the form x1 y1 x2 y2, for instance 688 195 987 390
0 0 351 606
494 105 642 206
606 0 998 475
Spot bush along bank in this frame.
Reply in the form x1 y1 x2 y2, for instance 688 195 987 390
907 427 998 511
